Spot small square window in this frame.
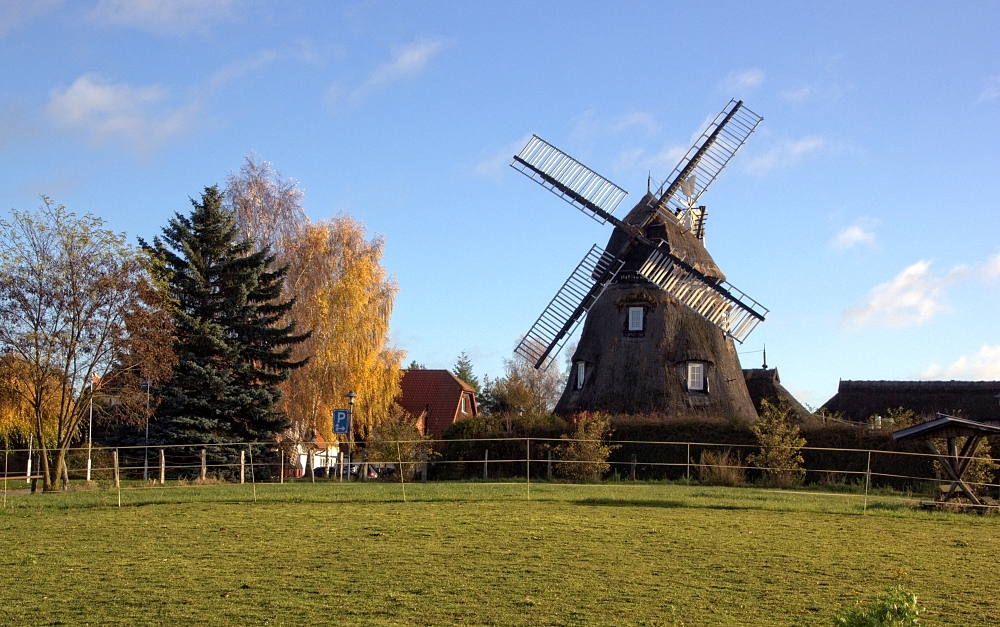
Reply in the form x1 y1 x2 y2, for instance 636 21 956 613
687 362 705 392
628 306 643 331
575 361 586 390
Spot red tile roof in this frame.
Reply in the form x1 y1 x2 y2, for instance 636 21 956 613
397 369 478 438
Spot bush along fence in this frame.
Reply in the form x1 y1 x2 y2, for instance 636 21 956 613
2 435 998 502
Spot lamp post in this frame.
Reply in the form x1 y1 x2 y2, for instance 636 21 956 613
86 378 94 482
143 379 151 481
346 391 357 480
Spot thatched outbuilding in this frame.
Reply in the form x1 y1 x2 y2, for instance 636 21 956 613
822 380 1000 423
554 194 758 421
742 368 812 420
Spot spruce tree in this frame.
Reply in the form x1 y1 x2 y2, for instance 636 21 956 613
452 351 481 395
143 186 307 475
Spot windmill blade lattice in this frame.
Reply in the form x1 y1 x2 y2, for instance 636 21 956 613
638 245 768 343
650 100 762 224
512 135 628 225
515 245 625 370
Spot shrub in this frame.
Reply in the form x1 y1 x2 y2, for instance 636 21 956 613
697 448 746 486
555 412 614 482
833 587 921 626
748 399 806 488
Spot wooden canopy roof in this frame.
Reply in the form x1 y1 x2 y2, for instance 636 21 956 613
892 414 1000 441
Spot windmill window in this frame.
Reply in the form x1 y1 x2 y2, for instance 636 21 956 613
628 307 644 332
687 362 706 392
460 396 467 414
575 361 586 390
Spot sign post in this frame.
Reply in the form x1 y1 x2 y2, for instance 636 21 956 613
333 408 349 480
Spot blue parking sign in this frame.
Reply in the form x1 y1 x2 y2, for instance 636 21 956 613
333 409 350 434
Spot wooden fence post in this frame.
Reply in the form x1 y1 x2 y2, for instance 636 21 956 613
361 449 368 482
112 449 120 488
421 449 428 483
547 449 552 480
483 449 489 481
240 450 246 484
630 454 637 481
159 449 165 484
200 449 207 482
309 451 315 483
279 450 284 484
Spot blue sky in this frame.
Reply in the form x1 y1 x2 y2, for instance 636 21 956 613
2 1 999 407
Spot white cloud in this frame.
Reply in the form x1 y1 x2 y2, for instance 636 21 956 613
0 0 61 37
842 260 948 329
781 85 815 103
745 136 825 173
830 218 878 251
208 49 279 88
91 0 237 35
345 38 450 101
47 74 196 154
474 134 532 179
842 254 1000 330
977 75 1000 103
572 110 659 143
721 68 766 92
920 345 1000 380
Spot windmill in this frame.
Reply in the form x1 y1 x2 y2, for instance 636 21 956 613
512 100 768 417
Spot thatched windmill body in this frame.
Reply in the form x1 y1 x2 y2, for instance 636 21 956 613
512 100 767 419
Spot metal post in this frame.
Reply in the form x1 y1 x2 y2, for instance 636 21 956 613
200 449 207 482
143 379 150 481
483 449 489 481
240 450 246 484
86 384 94 482
686 443 691 484
159 449 165 484
863 450 872 512
346 391 356 482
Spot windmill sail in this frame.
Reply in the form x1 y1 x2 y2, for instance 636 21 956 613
650 100 762 225
515 245 625 370
512 135 628 225
638 244 767 343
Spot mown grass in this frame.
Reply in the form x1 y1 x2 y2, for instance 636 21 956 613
1 481 998 626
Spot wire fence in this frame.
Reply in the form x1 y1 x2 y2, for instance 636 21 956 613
2 438 998 509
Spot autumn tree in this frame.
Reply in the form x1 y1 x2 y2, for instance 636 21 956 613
748 398 806 488
143 186 308 470
480 348 563 416
224 157 404 445
0 198 166 490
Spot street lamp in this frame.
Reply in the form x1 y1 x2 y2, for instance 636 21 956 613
346 391 357 480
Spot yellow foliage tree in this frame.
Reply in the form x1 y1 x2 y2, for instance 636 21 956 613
225 156 404 446
282 218 403 442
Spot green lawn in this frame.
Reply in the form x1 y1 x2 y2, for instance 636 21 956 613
1 481 997 626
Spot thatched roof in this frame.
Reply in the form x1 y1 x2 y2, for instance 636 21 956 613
742 368 813 420
603 193 724 281
822 380 1000 423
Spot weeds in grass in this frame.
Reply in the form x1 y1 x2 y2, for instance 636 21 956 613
833 587 921 626
697 448 746 486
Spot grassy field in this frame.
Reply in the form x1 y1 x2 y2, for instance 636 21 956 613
1 480 998 626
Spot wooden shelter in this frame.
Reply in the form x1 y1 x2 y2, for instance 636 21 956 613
892 414 1000 509
554 195 758 420
822 380 1000 423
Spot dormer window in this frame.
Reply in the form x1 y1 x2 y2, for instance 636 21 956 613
687 362 706 392
575 361 586 390
628 306 643 331
460 396 468 414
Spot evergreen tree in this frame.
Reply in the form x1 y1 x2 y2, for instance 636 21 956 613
452 351 480 395
142 186 308 474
